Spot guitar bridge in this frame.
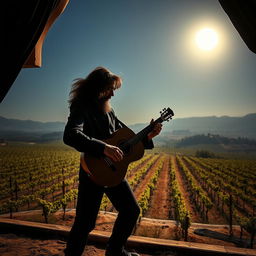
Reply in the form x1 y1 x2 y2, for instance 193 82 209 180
104 157 117 172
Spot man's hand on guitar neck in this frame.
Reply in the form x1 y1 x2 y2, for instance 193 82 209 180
104 144 124 162
147 119 162 140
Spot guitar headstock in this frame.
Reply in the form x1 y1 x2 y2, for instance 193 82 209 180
160 107 174 122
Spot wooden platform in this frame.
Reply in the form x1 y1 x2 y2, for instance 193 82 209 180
0 217 255 256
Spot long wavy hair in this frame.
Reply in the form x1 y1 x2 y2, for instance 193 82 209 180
68 67 122 107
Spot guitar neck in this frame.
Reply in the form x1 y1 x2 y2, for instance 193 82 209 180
119 107 173 150
128 117 163 146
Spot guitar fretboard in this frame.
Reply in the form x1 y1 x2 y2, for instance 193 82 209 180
127 116 163 146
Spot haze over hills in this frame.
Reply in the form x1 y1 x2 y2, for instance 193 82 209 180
0 116 64 132
0 113 256 142
130 113 256 139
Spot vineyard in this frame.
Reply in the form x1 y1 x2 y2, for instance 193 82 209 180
0 143 256 246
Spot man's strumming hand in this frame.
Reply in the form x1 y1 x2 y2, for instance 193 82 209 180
104 144 124 162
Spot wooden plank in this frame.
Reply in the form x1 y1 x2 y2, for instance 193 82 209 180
0 217 255 256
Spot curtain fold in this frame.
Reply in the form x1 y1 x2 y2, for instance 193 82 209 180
1 0 60 103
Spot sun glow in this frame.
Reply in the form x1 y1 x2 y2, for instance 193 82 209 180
183 22 226 65
195 28 218 51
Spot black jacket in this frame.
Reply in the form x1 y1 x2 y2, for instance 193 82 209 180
63 102 154 157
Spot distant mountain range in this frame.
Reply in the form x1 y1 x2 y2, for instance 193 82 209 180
0 116 64 142
130 113 256 139
0 116 64 132
0 113 256 142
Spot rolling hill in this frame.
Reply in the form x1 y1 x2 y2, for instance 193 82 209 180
1 113 256 142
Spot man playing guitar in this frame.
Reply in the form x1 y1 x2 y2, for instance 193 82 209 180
63 66 162 256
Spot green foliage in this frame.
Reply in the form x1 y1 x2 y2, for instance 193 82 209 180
195 150 215 158
0 143 79 215
0 143 256 246
138 158 164 216
37 198 60 223
170 157 191 240
177 134 256 147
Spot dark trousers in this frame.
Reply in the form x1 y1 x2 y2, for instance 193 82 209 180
64 168 140 256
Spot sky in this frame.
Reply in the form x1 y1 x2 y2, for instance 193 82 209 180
1 0 256 125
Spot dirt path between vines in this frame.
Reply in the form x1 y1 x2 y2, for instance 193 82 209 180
106 155 160 212
127 155 159 184
126 154 152 180
134 155 164 199
145 154 171 219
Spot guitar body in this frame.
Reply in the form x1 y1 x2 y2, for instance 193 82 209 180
80 107 174 187
80 127 145 187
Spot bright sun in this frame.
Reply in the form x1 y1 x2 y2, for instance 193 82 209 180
195 28 218 51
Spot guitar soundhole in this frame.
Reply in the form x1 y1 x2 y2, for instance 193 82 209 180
119 142 131 155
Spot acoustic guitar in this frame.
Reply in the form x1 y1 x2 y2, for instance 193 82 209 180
80 107 174 187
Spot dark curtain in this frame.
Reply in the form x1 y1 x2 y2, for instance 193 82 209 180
219 0 256 54
1 0 60 103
